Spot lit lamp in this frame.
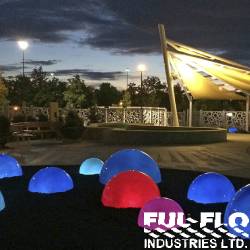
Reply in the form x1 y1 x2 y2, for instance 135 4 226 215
17 41 29 77
13 106 20 112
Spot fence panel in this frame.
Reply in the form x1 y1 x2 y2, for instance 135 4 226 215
200 111 249 131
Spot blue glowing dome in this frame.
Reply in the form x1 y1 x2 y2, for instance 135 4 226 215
0 154 23 179
28 167 74 194
99 149 161 184
228 127 238 133
224 184 250 239
0 191 5 212
187 172 235 204
79 158 104 175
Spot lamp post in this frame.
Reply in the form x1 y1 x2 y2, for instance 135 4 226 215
125 68 130 89
137 64 146 89
17 41 29 77
137 64 146 123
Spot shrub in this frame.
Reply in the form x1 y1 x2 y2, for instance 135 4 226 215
12 114 25 123
0 115 10 147
65 111 82 127
61 111 83 139
37 113 48 122
26 115 36 122
88 105 101 123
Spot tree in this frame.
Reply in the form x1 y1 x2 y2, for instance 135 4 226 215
33 77 67 107
121 90 132 107
0 74 8 107
96 83 121 106
128 76 167 107
173 84 189 111
7 75 34 105
127 82 138 105
64 75 87 108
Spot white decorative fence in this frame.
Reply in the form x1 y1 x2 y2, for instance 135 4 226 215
5 105 250 131
199 110 249 131
60 106 170 126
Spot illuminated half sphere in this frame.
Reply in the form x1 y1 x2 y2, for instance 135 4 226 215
187 172 235 204
101 170 160 208
0 154 23 179
0 191 5 212
99 149 161 184
228 127 238 133
79 158 104 175
138 197 185 230
224 184 250 239
28 167 74 194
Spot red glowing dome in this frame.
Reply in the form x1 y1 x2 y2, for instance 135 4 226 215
101 170 161 208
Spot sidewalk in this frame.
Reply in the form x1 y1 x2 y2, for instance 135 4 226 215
1 134 250 179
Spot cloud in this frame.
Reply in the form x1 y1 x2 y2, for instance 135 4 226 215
0 0 249 64
54 69 124 80
25 59 60 66
0 65 22 72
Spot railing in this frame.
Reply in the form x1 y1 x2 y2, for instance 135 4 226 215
6 105 250 131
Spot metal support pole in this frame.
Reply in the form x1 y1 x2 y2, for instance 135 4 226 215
105 108 108 123
123 108 126 123
127 71 129 89
246 95 249 132
158 24 179 127
140 71 143 123
22 50 25 77
189 98 192 127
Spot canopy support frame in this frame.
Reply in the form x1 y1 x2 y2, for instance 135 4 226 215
158 24 179 127
246 95 249 132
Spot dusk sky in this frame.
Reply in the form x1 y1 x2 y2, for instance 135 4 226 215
0 0 249 89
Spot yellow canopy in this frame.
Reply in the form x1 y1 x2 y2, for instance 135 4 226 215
167 40 250 100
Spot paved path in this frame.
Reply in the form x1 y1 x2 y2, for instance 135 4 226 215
1 134 250 179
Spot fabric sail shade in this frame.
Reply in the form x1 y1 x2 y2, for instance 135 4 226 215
166 39 250 100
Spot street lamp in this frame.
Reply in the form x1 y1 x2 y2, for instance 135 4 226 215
137 64 146 87
125 68 130 89
17 41 29 77
137 64 146 123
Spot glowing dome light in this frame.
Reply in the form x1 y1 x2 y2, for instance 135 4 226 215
0 154 23 179
0 191 5 212
99 149 161 184
138 197 185 230
228 127 238 133
101 170 160 208
79 158 104 175
224 184 250 239
187 172 235 204
28 167 74 194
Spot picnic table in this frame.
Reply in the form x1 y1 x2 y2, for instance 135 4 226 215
11 122 56 141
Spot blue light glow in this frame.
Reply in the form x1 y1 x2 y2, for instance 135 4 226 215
0 154 23 179
79 158 104 175
228 127 238 133
224 184 250 239
187 172 235 204
99 149 161 184
0 191 5 212
28 167 74 194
